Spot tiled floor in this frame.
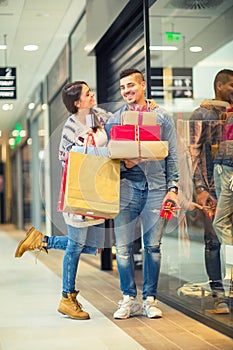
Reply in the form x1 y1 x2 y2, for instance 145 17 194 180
1 225 233 350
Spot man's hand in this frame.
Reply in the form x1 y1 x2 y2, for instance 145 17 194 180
123 158 143 168
163 191 179 208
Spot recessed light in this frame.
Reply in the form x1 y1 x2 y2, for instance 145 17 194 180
150 46 178 51
24 45 39 51
189 46 202 52
2 103 13 111
0 45 7 50
28 102 35 110
9 138 15 146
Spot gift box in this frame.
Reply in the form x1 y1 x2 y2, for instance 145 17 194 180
110 125 160 141
121 111 157 125
108 140 168 160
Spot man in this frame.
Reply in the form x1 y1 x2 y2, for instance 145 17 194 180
189 69 233 314
106 68 179 319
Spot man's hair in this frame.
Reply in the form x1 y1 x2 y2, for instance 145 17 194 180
120 68 144 83
62 81 87 114
214 69 233 91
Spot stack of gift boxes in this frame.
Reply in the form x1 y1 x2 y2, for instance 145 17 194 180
108 109 168 160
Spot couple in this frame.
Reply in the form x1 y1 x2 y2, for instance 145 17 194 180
15 68 179 320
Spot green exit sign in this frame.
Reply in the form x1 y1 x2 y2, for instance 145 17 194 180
165 32 181 42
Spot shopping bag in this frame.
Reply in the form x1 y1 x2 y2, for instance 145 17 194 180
72 145 108 157
110 125 160 141
63 151 120 219
57 155 69 212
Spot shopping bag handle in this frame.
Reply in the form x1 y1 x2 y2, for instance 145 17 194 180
84 133 99 155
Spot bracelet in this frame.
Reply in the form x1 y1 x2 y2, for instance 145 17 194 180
168 187 178 194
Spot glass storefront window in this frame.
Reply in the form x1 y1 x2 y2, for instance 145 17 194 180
149 0 233 336
38 111 47 231
22 144 31 225
70 13 96 91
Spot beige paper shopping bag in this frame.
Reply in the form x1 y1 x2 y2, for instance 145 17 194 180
63 151 120 219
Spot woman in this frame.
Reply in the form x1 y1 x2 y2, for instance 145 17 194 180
15 81 110 320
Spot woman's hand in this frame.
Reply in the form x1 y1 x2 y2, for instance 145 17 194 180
146 99 159 110
85 130 95 145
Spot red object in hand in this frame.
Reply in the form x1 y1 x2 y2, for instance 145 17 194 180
160 200 177 220
205 198 216 219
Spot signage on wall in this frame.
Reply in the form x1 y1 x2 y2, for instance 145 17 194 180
151 67 193 99
0 67 17 99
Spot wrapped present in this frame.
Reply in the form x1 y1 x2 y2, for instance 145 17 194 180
110 125 160 141
160 200 181 220
121 111 157 125
108 140 168 160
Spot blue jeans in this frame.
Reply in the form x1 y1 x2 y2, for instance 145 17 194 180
114 180 165 300
47 225 103 255
47 224 104 293
213 164 233 245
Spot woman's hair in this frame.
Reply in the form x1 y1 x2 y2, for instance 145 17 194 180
62 81 87 114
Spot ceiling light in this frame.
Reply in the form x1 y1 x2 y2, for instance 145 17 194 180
9 138 15 146
150 46 178 51
28 102 35 110
24 45 39 51
0 45 7 50
27 138 32 145
12 130 19 137
190 46 202 52
19 130 26 137
2 103 13 111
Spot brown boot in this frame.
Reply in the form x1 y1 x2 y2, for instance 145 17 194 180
58 291 90 320
15 226 48 258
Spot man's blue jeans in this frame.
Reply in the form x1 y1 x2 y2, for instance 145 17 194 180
114 180 165 300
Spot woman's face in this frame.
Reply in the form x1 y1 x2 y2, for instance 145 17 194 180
76 84 96 111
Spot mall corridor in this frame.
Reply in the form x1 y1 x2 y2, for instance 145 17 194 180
0 225 232 350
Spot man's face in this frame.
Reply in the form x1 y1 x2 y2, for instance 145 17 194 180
120 73 146 106
218 76 233 105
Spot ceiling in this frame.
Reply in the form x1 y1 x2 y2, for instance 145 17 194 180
0 0 85 137
149 0 233 68
0 0 233 139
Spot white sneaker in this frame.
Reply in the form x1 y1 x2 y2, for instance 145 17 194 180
113 295 141 319
142 296 162 318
